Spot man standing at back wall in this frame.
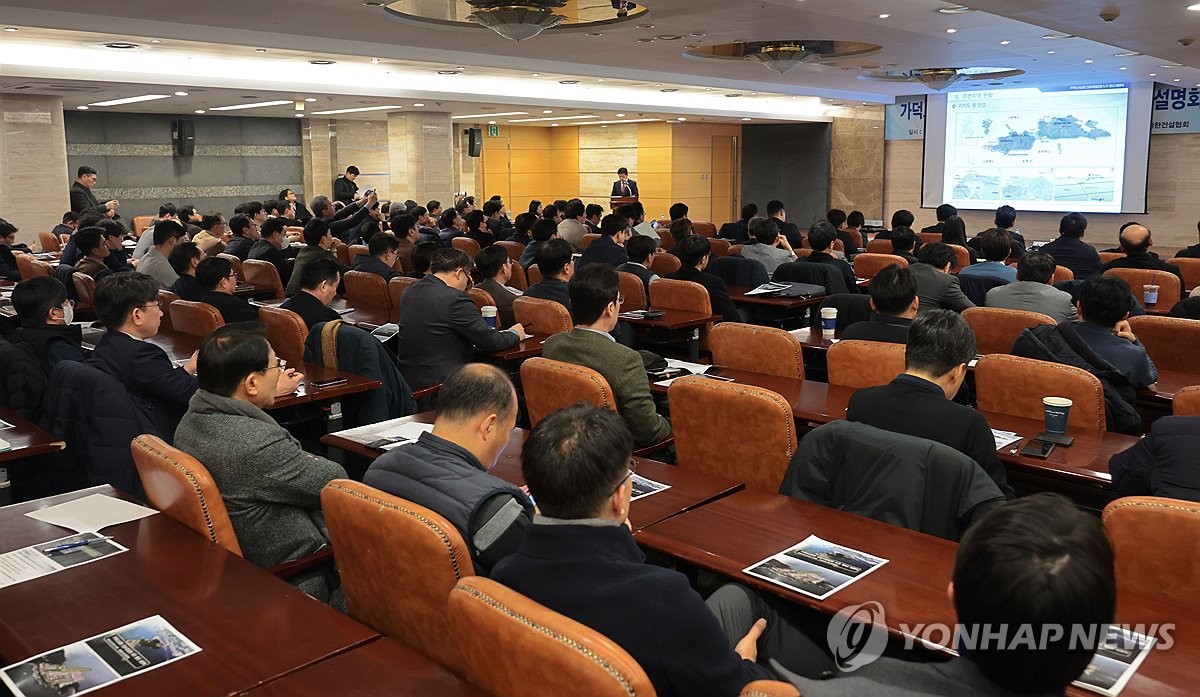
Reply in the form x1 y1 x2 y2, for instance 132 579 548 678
333 165 360 204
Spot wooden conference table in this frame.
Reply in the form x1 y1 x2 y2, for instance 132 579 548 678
0 405 66 464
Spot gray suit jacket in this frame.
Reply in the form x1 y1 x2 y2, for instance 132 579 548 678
985 281 1077 324
774 656 1059 697
909 262 974 314
739 243 797 277
137 249 179 290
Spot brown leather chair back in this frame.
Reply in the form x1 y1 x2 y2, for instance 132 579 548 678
1102 496 1200 611
975 354 1105 431
333 240 351 267
388 275 418 322
15 254 52 278
947 244 971 273
866 238 893 254
692 221 718 238
259 305 309 369
217 253 244 282
448 576 656 697
963 307 1057 355
343 270 391 309
512 296 572 335
844 228 864 250
656 228 676 251
495 240 524 263
1103 268 1182 311
827 340 906 389
795 248 813 258
918 232 943 246
521 357 615 427
348 244 369 260
1127 315 1200 372
469 287 499 325
1052 265 1074 284
580 233 600 249
451 236 481 259
649 252 682 277
322 479 473 674
526 263 543 285
728 244 745 257
1098 251 1125 265
1171 257 1200 291
72 272 96 312
507 261 528 291
242 259 285 299
132 215 155 236
649 278 713 348
853 253 908 279
618 271 647 311
709 238 731 257
169 300 225 338
668 376 796 492
131 434 243 557
38 231 61 252
709 322 804 379
1175 386 1200 416
801 238 845 253
157 290 180 332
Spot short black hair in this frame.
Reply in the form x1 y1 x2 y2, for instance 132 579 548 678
766 200 785 217
169 241 202 274
625 235 656 264
482 200 502 217
1059 213 1088 238
0 218 15 239
535 239 574 277
615 204 635 224
61 211 78 225
669 202 689 221
158 203 178 218
847 211 865 228
152 220 185 246
196 256 234 291
430 247 473 275
197 322 273 397
935 203 958 221
807 220 837 252
474 245 510 281
345 165 360 175
261 217 287 239
917 241 957 270
12 276 67 324
412 241 441 274
1017 251 1057 284
569 263 620 325
77 211 105 228
75 228 105 256
237 201 265 218
200 213 225 231
564 201 585 220
905 309 976 377
954 493 1114 693
228 214 252 237
749 217 779 245
868 264 918 315
1079 275 1132 327
178 205 196 220
522 404 633 520
299 256 341 291
436 363 516 421
278 188 293 200
995 205 1017 229
391 214 417 236
669 219 692 240
891 209 915 229
542 204 560 221
827 209 847 228
410 206 427 219
303 218 330 246
599 214 626 238
465 209 486 232
617 167 629 175
527 200 542 215
77 165 97 178
675 234 712 267
942 216 968 247
740 203 758 221
891 226 917 253
95 272 160 329
978 229 1012 262
531 218 558 242
514 212 537 236
367 232 399 257
585 203 604 220
439 208 460 230
426 199 442 212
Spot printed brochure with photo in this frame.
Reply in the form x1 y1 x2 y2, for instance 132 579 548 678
1072 626 1156 697
743 535 889 600
629 474 671 501
0 533 128 590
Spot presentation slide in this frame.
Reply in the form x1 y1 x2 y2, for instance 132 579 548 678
923 84 1151 214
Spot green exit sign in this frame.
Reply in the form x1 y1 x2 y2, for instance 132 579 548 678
487 124 499 137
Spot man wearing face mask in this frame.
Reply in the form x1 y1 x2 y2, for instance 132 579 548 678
10 276 85 366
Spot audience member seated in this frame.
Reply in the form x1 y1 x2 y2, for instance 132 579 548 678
1177 221 1200 258
409 240 439 278
91 272 198 438
874 209 915 240
0 218 24 281
921 203 957 234
197 256 261 324
985 250 1077 324
543 264 672 447
827 209 855 256
438 208 465 247
250 217 297 287
223 213 258 260
171 323 345 605
718 203 757 241
474 245 522 328
889 226 919 264
168 241 204 301
351 232 401 281
627 202 661 245
968 204 1026 260
73 228 115 281
667 234 741 323
842 264 918 344
524 238 575 311
464 209 495 249
1039 212 1100 279
364 364 532 575
395 248 523 390
139 221 185 290
95 219 133 273
187 213 226 257
388 213 420 274
312 191 376 244
740 217 797 277
910 243 974 314
779 493 1113 696
1099 223 1186 289
939 216 974 256
577 213 631 269
668 218 693 248
192 213 231 256
798 220 858 293
280 257 342 330
766 200 803 248
846 310 1013 498
585 203 604 234
519 218 558 270
494 405 835 697
133 204 181 260
482 198 512 240
557 201 589 252
957 229 1016 284
1109 415 1200 502
287 219 343 296
618 234 660 294
10 276 84 365
507 211 535 247
1073 275 1158 389
52 211 78 239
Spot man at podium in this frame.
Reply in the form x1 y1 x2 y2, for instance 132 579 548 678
611 167 639 198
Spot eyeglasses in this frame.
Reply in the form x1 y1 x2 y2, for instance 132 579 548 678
139 301 161 310
226 273 238 280
261 358 287 373
617 294 624 306
610 459 637 495
60 300 75 309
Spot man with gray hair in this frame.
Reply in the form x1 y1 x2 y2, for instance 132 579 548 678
984 251 1077 324
739 217 797 277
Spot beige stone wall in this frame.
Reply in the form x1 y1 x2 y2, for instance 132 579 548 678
301 118 334 205
830 112 885 221
388 112 455 206
0 95 70 236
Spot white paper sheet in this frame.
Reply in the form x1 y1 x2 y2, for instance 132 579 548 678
664 359 709 375
25 494 158 534
992 429 1023 451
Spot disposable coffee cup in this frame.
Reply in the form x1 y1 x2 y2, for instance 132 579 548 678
1043 397 1073 435
1143 284 1160 307
820 307 838 336
481 305 498 329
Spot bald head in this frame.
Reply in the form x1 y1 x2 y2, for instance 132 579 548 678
436 363 517 423
1119 224 1151 254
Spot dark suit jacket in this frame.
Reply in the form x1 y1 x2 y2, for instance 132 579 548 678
201 291 261 324
466 228 497 249
775 219 804 248
224 235 254 261
576 235 629 269
249 239 293 286
617 262 657 294
800 252 859 294
524 277 572 312
477 278 519 328
89 330 198 440
847 374 1013 498
69 181 106 216
1037 235 1102 279
1109 415 1200 502
718 220 750 241
332 175 358 204
0 244 19 281
169 274 204 301
395 274 520 390
909 262 974 314
1176 243 1200 259
280 291 341 330
286 246 339 296
1100 252 1186 289
611 179 639 197
666 266 740 323
841 314 912 344
351 254 400 281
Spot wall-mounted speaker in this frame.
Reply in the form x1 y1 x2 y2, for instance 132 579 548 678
467 127 483 157
172 118 195 157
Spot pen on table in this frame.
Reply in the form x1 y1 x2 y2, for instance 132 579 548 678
41 536 114 553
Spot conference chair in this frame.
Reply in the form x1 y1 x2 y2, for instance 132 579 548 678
343 270 391 309
451 236 481 259
15 254 52 278
388 275 418 322
580 233 600 249
72 272 95 313
259 305 309 369
132 215 154 236
794 247 814 258
947 244 971 273
217 253 244 282
963 307 1057 355
168 300 224 339
918 232 943 246
507 261 528 291
37 231 61 253
810 294 871 332
843 227 864 250
649 278 714 351
1052 265 1075 284
348 244 369 260
800 238 845 253
322 479 473 675
512 296 572 335
691 221 718 238
710 255 769 288
617 271 647 311
468 287 499 325
866 239 893 254
649 252 682 277
728 244 745 257
1103 268 1181 311
853 253 908 280
668 376 796 493
333 241 352 267
975 354 1105 431
957 274 1010 307
1175 386 1200 416
709 322 805 379
827 340 906 389
494 240 524 263
242 259 285 299
526 263 543 285
1127 315 1200 372
708 238 732 257
1102 496 1200 611
1171 257 1200 292
520 357 672 456
157 289 180 333
1098 251 1125 265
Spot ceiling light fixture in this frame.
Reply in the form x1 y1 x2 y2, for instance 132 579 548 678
660 88 678 92
209 99 294 111
616 113 625 117
304 98 317 102
860 66 1024 91
742 117 752 121
88 94 172 106
437 69 461 75
174 91 189 96
550 123 559 126
1114 50 1140 56
878 13 891 19
150 39 162 43
294 113 303 117
508 115 598 122
937 5 975 13
1118 66 1128 70
559 79 580 84
466 1 567 42
1174 78 1182 82
310 105 405 115
102 42 139 49
1084 59 1094 63
488 120 497 124
656 34 683 40
413 102 425 106
1046 50 1055 54
309 60 336 65
255 48 267 53
194 110 205 114
370 57 380 64
585 118 661 125
1042 32 1073 39
1000 40 1011 45
945 28 958 33
677 117 687 121
2 27 18 32
75 105 88 110
1188 3 1200 9
543 110 553 113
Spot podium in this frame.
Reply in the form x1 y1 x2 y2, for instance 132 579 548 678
610 195 638 210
